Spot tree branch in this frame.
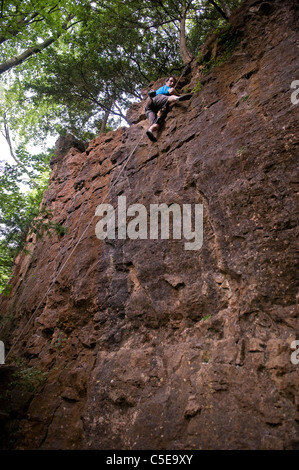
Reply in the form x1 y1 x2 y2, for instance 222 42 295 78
0 14 75 75
0 12 40 45
1 114 37 187
218 0 231 18
207 0 229 21
0 38 56 74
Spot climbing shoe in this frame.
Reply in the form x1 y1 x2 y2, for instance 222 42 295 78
146 130 157 142
178 93 193 101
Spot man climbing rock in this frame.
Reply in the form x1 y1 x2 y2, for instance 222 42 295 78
144 76 192 142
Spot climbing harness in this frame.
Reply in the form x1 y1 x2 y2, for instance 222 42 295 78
5 132 145 360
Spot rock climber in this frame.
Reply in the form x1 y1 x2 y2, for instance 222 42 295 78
144 76 192 142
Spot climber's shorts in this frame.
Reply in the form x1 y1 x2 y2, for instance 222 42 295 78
145 94 170 125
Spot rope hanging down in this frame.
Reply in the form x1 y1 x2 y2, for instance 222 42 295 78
172 60 193 92
6 65 192 360
6 132 145 360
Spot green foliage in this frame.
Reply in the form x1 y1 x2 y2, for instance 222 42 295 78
198 23 243 75
11 366 48 393
0 1 244 293
3 355 47 394
0 0 243 142
201 350 211 363
192 80 202 93
237 145 245 156
51 330 67 349
201 314 212 321
0 145 67 293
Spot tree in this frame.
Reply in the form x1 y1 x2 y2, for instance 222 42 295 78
3 0 182 140
0 146 46 290
0 0 89 75
0 0 243 290
0 144 67 293
2 0 242 140
0 0 244 141
0 0 243 141
208 0 232 19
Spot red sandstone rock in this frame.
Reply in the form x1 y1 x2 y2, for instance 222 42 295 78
0 0 298 450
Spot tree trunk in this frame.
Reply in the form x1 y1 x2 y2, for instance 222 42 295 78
100 109 110 135
100 100 115 135
179 1 193 65
218 0 231 18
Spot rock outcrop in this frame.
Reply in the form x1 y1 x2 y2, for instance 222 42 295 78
0 0 298 450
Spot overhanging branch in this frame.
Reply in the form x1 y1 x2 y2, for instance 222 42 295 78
0 14 75 75
207 0 229 21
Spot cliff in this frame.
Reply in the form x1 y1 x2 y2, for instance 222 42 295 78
0 0 298 450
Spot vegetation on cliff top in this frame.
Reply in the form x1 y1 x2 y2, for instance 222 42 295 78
0 0 242 292
0 0 242 141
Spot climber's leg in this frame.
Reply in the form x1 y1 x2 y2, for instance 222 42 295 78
146 123 159 142
145 99 166 142
178 93 193 101
168 93 193 104
167 95 179 103
156 105 168 123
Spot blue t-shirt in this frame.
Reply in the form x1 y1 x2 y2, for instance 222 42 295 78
155 85 171 96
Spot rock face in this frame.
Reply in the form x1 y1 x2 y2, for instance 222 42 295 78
0 0 298 450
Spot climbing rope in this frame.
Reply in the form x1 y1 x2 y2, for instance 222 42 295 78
5 64 192 360
6 131 145 360
173 60 193 93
